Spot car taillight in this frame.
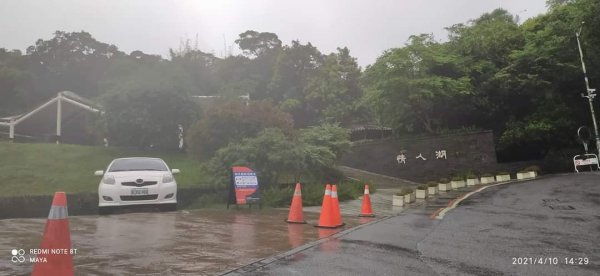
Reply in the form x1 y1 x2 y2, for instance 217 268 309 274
162 174 174 183
103 175 116 185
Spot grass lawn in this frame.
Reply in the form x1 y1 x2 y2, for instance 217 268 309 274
0 142 210 197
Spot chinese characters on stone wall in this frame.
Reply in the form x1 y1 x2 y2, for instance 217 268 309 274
396 150 446 165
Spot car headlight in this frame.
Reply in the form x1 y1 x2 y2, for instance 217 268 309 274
102 175 116 185
162 174 174 183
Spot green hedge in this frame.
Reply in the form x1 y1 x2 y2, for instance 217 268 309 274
262 179 376 207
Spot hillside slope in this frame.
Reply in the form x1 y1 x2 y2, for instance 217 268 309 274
0 142 207 197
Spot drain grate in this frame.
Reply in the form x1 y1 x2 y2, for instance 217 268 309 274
548 205 575 210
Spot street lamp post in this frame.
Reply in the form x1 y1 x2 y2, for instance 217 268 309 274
575 22 600 156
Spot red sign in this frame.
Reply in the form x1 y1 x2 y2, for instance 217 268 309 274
231 166 260 205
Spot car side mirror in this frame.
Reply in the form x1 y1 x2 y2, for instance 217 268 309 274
94 170 104 176
171 169 180 174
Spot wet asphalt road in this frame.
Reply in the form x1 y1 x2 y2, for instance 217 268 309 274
237 173 600 276
0 208 360 276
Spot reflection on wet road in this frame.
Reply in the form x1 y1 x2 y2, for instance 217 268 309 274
0 209 360 275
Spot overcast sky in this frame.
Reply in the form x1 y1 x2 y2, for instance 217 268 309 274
0 0 548 67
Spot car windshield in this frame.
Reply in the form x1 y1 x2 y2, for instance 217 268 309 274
108 159 168 172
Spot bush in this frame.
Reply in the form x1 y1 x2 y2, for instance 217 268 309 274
396 187 413 196
466 173 477 179
207 125 352 190
439 178 450 183
262 180 371 208
338 180 373 201
498 172 510 175
417 185 427 190
426 181 438 187
207 128 335 188
524 165 541 173
262 185 294 207
299 123 352 158
451 176 464 181
347 181 377 194
481 173 494 177
300 183 326 206
337 183 361 201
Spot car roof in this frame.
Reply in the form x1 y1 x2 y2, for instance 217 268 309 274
112 157 164 161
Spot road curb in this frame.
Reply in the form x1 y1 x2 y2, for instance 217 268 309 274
430 176 548 220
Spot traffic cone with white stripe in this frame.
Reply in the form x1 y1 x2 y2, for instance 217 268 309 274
32 192 74 276
359 184 375 217
316 184 340 228
285 183 306 224
331 185 345 227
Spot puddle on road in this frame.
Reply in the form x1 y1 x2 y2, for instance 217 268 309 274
0 208 361 275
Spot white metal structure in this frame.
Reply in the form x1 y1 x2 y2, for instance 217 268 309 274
575 22 600 156
95 157 179 214
573 153 600 172
0 91 101 143
191 93 250 106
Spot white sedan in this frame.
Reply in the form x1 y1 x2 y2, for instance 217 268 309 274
95 157 179 214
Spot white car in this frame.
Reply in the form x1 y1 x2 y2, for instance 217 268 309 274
95 157 179 214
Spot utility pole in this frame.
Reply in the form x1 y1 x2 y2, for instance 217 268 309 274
576 21 600 156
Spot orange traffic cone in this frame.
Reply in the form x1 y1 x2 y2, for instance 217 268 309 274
316 184 339 228
286 183 307 224
32 192 74 276
359 184 375 217
331 185 345 227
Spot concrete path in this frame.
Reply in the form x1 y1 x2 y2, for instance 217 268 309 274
304 188 408 217
311 165 426 216
225 173 600 276
305 184 488 218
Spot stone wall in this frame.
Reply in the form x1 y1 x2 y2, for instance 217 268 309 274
340 131 501 182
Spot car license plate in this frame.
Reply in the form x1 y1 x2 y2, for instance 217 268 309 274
131 188 148 195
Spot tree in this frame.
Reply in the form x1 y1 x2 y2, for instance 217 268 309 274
235 30 282 58
234 31 282 101
485 2 597 157
186 100 294 160
208 128 308 187
299 123 352 158
268 40 325 126
25 31 125 100
100 63 198 150
207 125 349 188
362 34 472 134
212 55 257 97
0 49 29 116
304 47 363 125
169 39 219 95
445 9 526 130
